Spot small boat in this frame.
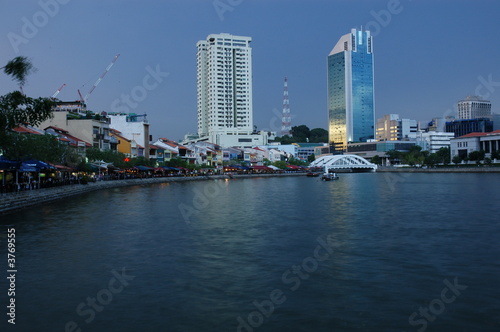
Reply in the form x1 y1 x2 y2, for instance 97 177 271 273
321 167 339 181
321 172 339 181
306 172 320 177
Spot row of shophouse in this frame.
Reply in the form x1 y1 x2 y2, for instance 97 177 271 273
15 102 327 167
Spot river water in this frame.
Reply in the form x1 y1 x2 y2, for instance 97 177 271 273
0 173 499 332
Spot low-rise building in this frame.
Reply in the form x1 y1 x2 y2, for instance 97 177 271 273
38 109 114 151
415 131 454 153
450 130 500 160
107 112 150 158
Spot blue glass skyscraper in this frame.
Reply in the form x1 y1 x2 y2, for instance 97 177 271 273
327 28 375 152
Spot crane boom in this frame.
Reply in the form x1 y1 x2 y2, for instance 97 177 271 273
52 83 66 98
83 53 120 103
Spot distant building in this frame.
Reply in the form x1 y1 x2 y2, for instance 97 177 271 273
415 131 454 153
457 96 491 120
347 141 416 161
450 132 485 160
108 113 150 158
327 28 375 152
38 110 115 151
427 117 446 132
376 114 417 141
295 143 328 161
445 118 493 137
450 130 500 161
195 33 268 147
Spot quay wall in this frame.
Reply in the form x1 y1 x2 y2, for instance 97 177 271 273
0 173 305 215
376 167 500 173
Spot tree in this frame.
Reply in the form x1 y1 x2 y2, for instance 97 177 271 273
371 155 382 165
403 145 425 166
309 128 328 143
2 56 36 86
288 156 307 166
2 133 79 165
272 160 288 169
385 149 402 164
291 125 310 142
307 154 316 163
0 57 54 154
436 147 450 165
424 153 440 168
468 150 485 162
273 134 294 144
452 155 462 165
262 158 272 166
491 150 500 160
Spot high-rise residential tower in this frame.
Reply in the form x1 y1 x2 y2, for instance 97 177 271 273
196 33 256 146
327 28 375 152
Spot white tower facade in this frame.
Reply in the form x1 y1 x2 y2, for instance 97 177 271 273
457 96 491 120
196 33 253 142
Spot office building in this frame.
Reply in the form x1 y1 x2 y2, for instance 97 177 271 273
376 114 417 141
445 118 493 137
327 28 375 152
457 96 491 120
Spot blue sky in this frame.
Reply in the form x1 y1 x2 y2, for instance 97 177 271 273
1 0 500 141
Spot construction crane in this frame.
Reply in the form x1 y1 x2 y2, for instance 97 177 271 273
52 83 66 98
78 54 120 103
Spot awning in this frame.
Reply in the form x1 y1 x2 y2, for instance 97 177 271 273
0 156 18 170
20 159 55 172
250 165 272 170
134 165 155 171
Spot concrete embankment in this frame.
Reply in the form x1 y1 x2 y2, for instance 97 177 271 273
0 173 305 215
376 167 500 173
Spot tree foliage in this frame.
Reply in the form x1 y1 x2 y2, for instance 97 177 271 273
272 160 288 169
468 150 485 161
86 147 156 168
491 150 500 160
2 56 36 86
1 58 54 153
309 128 328 143
2 133 79 165
452 155 462 165
274 125 328 143
370 155 382 165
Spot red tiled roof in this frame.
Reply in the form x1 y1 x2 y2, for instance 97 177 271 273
158 138 192 151
458 132 487 138
487 129 500 135
12 126 43 135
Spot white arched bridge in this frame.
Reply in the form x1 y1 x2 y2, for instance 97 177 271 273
310 154 377 172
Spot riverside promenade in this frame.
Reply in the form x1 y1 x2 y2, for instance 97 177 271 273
376 166 500 173
0 173 305 215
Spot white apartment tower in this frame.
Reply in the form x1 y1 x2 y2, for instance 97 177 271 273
457 96 491 120
197 33 258 146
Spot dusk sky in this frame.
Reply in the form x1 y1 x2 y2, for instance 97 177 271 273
1 0 500 141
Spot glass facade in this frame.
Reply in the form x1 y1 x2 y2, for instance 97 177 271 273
328 29 374 152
